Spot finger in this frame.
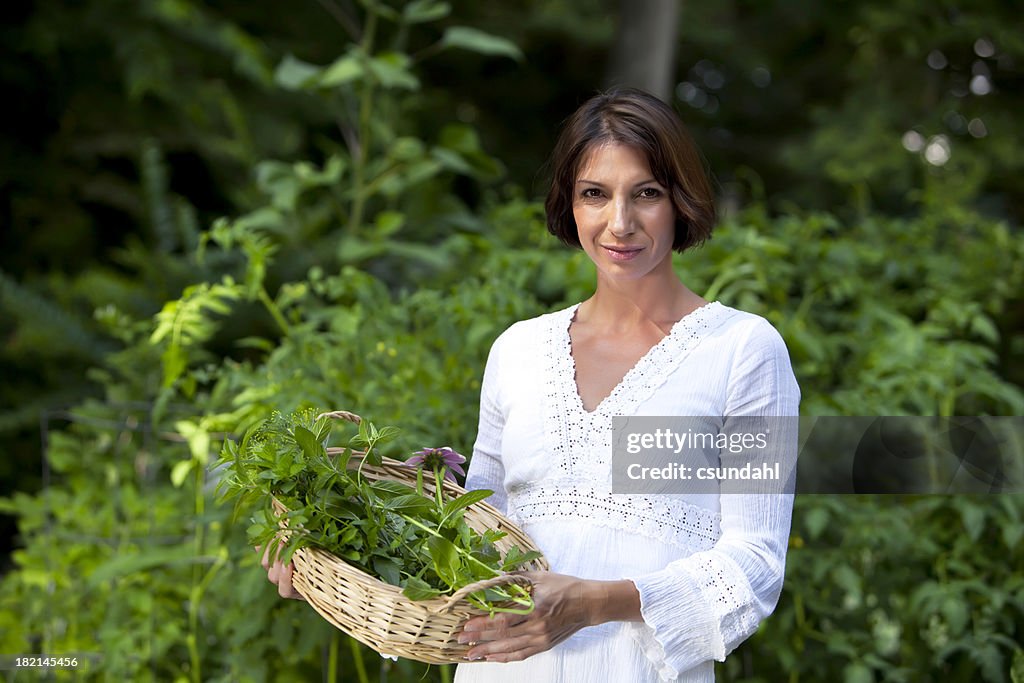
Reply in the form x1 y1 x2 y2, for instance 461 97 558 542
278 561 297 599
461 615 491 632
466 633 540 663
460 613 527 640
459 615 533 644
268 560 281 584
260 544 274 570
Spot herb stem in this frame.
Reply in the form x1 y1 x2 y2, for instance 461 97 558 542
433 466 444 510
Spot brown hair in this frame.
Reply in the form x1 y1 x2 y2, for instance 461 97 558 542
544 88 715 252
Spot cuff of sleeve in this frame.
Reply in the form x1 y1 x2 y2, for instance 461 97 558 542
628 565 726 680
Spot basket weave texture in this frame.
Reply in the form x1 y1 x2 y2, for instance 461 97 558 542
270 411 548 664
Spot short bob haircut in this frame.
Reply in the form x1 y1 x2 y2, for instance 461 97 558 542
545 88 715 253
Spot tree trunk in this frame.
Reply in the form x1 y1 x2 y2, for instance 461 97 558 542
605 0 681 101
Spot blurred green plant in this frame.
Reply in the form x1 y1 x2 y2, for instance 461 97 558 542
2 1 1024 681
4 192 1023 679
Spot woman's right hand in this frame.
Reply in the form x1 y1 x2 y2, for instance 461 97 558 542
257 544 306 601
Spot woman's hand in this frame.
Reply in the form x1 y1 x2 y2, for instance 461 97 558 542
257 544 306 601
456 571 641 663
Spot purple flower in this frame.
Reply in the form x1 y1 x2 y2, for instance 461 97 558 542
405 446 466 482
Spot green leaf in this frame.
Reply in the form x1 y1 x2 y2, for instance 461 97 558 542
175 419 211 464
481 529 507 545
441 489 492 521
331 446 354 471
439 27 523 61
366 52 419 90
960 502 986 542
500 545 543 571
432 147 475 175
402 576 443 601
161 344 187 388
804 505 830 540
374 211 405 237
357 0 399 20
843 663 873 683
403 0 450 23
274 54 323 90
320 53 363 87
970 314 1000 344
384 494 434 516
373 557 401 586
362 448 383 467
292 426 323 460
313 415 333 443
375 425 401 443
941 596 969 635
1010 648 1024 683
370 480 418 498
171 460 193 488
427 535 460 585
1003 522 1023 551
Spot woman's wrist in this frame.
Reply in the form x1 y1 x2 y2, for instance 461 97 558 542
582 578 643 626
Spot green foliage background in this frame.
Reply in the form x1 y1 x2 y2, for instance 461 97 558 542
1 1 1023 681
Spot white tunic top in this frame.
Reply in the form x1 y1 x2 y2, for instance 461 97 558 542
456 301 801 683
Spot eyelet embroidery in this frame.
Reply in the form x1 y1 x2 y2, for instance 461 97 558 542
507 483 721 553
507 301 736 549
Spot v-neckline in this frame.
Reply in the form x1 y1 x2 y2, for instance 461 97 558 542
562 300 720 415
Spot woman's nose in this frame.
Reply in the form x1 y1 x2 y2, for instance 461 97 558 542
609 199 635 237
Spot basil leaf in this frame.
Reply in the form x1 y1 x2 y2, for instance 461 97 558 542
384 494 434 516
441 489 492 521
426 535 460 586
373 557 401 586
402 576 443 601
292 426 323 460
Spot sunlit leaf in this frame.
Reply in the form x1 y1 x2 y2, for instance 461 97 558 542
439 26 523 61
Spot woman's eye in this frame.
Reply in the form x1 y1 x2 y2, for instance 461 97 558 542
638 187 662 198
581 188 602 199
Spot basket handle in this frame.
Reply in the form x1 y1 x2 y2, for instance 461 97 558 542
316 410 363 425
435 573 534 614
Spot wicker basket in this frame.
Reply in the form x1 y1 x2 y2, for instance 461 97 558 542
268 410 548 664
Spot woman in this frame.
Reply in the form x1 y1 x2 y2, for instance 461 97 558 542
451 88 800 682
266 88 800 682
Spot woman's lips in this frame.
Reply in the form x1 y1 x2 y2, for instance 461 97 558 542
603 245 643 261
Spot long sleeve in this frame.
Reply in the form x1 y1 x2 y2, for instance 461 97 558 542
628 318 801 680
465 334 509 514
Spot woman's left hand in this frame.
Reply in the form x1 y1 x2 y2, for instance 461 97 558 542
457 571 640 662
457 571 589 662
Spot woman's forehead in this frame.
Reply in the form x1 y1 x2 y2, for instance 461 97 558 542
576 141 654 177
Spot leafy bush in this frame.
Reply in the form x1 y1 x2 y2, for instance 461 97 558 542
3 2 1023 681
4 195 1023 680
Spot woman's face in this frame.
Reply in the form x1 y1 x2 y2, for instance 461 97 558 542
572 142 677 284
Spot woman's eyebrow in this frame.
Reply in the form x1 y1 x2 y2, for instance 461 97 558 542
575 178 660 187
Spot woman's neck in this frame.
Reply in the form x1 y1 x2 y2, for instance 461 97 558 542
577 271 705 333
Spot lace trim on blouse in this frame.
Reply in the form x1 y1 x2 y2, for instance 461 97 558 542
510 301 734 550
540 301 732 481
507 484 722 553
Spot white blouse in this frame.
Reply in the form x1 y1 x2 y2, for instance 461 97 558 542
456 301 801 683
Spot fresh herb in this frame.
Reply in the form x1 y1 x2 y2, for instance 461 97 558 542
215 408 540 613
